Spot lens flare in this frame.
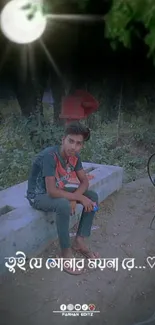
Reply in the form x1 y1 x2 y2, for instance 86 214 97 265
0 0 47 44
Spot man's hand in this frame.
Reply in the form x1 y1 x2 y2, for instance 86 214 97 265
70 200 77 215
80 196 95 212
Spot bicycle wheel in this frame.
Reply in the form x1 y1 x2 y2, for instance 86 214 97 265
147 153 155 186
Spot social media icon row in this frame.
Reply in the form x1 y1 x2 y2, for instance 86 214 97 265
60 304 95 311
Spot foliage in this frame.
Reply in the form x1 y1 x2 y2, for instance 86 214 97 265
104 0 155 63
0 117 35 189
25 114 64 150
1 110 155 189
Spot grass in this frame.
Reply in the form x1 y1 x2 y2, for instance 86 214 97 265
0 102 155 190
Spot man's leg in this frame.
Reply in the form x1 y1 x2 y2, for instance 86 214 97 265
72 189 99 258
33 194 71 253
76 189 98 237
32 194 82 274
63 187 99 257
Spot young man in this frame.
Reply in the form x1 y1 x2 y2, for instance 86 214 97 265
27 121 99 275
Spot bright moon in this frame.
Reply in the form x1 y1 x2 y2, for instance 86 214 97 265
0 0 47 44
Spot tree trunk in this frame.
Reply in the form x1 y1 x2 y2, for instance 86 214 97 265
50 73 65 125
8 42 49 117
13 79 43 117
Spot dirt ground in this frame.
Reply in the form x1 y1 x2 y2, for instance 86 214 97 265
1 177 155 325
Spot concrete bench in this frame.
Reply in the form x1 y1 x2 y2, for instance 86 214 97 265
0 162 123 275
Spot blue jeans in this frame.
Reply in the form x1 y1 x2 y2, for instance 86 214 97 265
31 187 98 249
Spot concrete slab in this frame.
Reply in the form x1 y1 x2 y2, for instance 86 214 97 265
0 162 123 209
0 162 123 275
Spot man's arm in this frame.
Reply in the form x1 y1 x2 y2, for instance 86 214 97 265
73 155 89 196
46 169 89 201
45 176 84 202
74 169 89 196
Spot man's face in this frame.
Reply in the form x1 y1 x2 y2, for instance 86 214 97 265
62 134 84 157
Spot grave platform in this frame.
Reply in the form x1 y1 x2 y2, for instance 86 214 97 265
0 162 123 274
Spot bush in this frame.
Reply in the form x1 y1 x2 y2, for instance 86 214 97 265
0 113 152 188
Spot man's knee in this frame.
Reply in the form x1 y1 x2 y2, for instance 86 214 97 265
33 195 71 214
85 190 98 203
56 198 71 214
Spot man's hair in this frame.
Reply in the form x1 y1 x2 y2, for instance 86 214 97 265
64 121 90 141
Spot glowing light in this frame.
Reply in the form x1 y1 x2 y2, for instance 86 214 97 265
0 0 47 44
46 14 104 22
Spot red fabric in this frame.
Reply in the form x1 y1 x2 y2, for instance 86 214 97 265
54 154 94 188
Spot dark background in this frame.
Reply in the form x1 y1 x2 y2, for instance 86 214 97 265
0 0 155 122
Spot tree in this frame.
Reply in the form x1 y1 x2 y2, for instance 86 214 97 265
104 0 155 64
